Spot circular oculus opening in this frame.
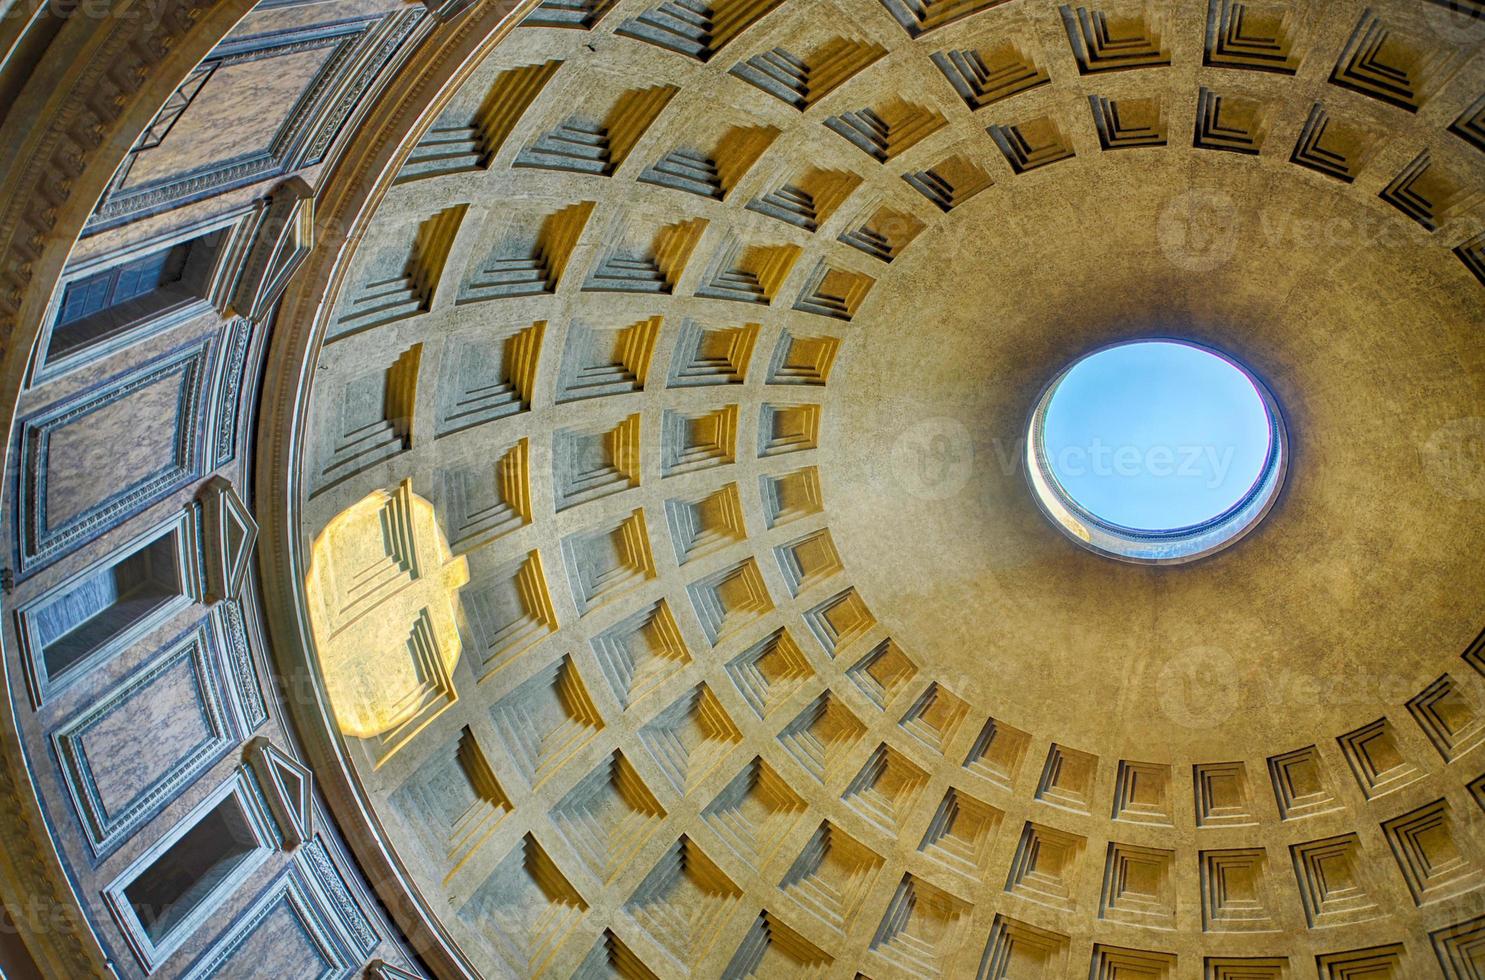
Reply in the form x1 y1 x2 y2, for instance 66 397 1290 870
1026 339 1287 565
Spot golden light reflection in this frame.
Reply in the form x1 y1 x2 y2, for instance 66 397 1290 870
305 480 469 741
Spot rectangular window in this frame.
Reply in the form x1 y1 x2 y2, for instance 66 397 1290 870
104 772 274 972
122 791 260 944
18 517 194 704
43 230 222 373
56 244 190 329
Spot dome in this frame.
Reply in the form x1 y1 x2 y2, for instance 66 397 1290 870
0 0 1483 977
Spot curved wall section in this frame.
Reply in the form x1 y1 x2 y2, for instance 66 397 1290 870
0 0 452 975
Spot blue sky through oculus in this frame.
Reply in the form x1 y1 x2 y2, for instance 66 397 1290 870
1042 341 1272 532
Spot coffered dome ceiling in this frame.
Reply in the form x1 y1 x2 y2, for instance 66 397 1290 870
263 0 1485 974
3 0 1485 976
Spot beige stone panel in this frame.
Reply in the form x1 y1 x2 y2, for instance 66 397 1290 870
43 374 184 529
123 47 336 190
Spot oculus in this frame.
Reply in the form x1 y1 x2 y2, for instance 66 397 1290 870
1026 340 1286 564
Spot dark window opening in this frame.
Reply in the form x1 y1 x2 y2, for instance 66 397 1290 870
48 231 221 365
122 792 259 944
33 532 184 683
